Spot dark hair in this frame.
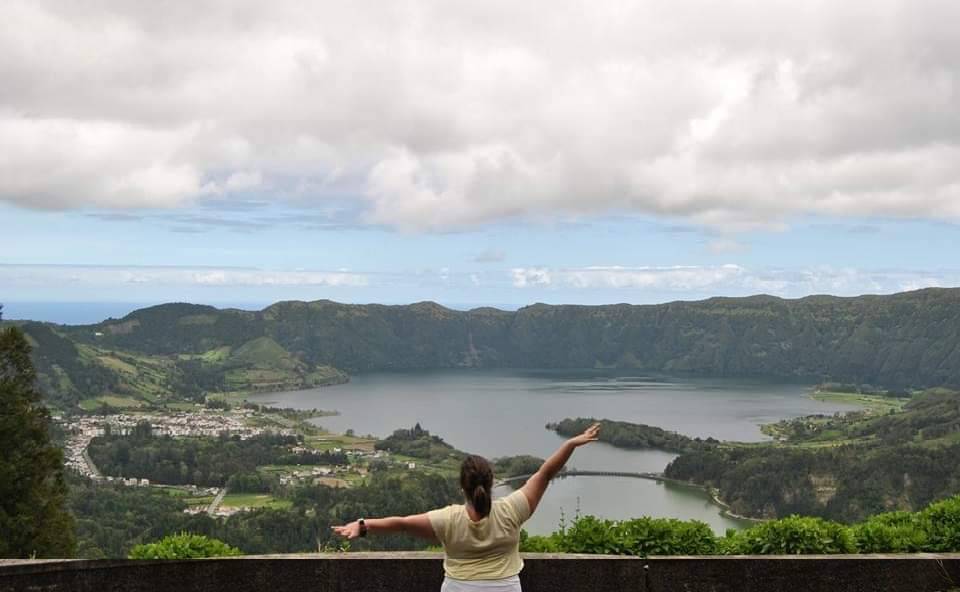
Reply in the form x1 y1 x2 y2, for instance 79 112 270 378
460 455 493 518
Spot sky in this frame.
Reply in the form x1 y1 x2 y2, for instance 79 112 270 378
3 1 960 318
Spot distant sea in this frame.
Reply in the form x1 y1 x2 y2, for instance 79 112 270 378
1 302 264 325
2 300 521 325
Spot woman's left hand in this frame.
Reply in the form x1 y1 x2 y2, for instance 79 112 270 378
567 422 601 447
331 521 361 539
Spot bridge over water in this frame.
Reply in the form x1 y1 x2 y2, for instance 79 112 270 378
496 470 665 487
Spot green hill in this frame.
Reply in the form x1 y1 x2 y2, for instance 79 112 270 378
664 389 960 522
14 287 960 409
230 337 297 369
10 322 348 411
79 288 960 385
220 336 348 393
18 322 121 409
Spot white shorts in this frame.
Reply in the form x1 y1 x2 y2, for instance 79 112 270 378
440 575 522 592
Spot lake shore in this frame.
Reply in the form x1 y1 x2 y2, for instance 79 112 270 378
809 389 909 413
251 370 857 533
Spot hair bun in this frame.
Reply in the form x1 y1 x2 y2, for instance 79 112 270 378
460 455 494 518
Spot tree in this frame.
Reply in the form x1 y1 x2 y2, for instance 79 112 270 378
0 319 77 558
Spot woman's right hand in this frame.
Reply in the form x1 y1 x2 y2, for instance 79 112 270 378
567 422 601 447
331 521 361 539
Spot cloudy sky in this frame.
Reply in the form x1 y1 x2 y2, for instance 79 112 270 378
3 0 960 319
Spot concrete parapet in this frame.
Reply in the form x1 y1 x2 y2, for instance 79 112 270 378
646 554 960 592
2 552 960 592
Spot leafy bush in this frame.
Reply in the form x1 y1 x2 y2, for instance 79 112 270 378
520 516 716 556
129 533 243 559
615 517 717 556
706 516 853 555
560 516 624 554
519 530 562 553
851 511 929 553
520 494 960 556
920 495 960 552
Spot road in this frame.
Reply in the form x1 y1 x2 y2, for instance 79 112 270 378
206 487 229 515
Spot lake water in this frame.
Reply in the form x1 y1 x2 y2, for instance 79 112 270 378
251 369 860 534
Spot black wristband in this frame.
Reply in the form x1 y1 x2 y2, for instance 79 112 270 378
358 518 368 537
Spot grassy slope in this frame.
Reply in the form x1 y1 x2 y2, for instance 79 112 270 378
810 391 909 413
28 325 349 410
221 493 292 510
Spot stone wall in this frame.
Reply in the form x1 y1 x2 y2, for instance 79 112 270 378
1 553 959 592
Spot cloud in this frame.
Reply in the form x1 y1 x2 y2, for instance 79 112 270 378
164 214 272 232
0 264 368 288
85 213 144 223
473 249 506 263
508 264 960 297
224 171 263 192
80 203 368 233
2 1 960 230
658 225 701 235
808 222 883 235
706 239 748 254
510 268 552 288
1 263 956 303
511 265 747 290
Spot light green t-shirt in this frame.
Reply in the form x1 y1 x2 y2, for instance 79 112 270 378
427 489 532 581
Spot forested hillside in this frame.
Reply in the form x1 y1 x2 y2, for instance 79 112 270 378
664 389 960 522
12 287 960 409
548 417 714 453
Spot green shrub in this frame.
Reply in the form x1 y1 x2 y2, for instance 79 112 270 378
724 516 855 555
716 529 744 555
852 511 929 553
524 516 717 556
613 517 717 556
560 516 621 554
129 533 243 559
920 495 960 552
519 530 563 553
520 493 960 557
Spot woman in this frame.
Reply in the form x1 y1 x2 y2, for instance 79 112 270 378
332 422 600 591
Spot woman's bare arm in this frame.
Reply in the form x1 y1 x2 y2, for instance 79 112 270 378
520 423 600 514
332 513 436 541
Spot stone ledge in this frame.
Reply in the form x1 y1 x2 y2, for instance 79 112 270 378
646 554 960 592
2 554 960 592
0 553 643 592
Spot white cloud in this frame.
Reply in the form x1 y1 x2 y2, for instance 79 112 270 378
472 249 507 263
511 268 552 288
0 265 368 288
3 1 960 229
512 265 747 291
1 263 958 303
224 171 263 192
509 265 960 298
0 117 204 208
706 239 748 255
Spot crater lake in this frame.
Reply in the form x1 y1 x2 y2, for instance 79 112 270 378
251 369 860 534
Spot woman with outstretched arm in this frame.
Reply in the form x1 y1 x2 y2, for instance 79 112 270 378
332 422 601 592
